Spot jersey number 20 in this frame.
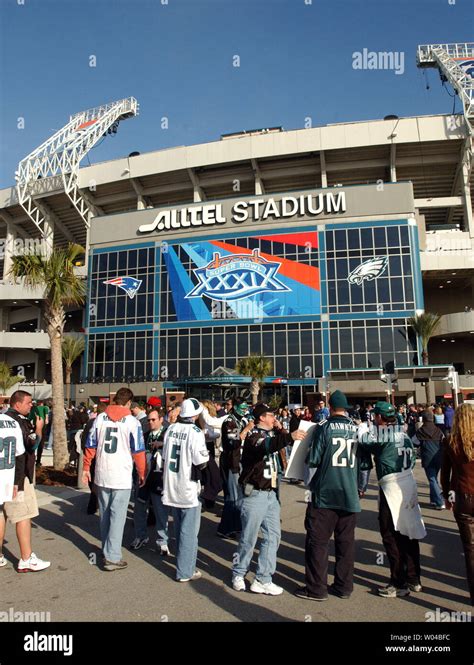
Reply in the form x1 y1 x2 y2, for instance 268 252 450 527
332 437 356 468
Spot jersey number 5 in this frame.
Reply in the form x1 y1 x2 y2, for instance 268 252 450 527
332 438 356 468
104 427 118 454
169 443 181 473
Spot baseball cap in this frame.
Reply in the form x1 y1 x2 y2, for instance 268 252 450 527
147 396 162 408
328 390 350 409
373 401 396 418
180 398 203 418
252 403 274 421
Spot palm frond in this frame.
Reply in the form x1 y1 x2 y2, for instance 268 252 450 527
235 354 273 380
62 335 85 370
0 362 24 393
408 312 442 350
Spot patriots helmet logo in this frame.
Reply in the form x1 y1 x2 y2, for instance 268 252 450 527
103 276 142 299
347 256 388 286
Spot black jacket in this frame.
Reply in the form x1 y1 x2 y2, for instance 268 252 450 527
7 408 39 490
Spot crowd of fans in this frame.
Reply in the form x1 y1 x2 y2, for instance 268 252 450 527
0 389 472 608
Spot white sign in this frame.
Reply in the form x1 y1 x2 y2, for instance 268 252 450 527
285 420 316 482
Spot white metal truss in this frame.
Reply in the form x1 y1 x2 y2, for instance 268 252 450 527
417 43 474 132
16 97 139 237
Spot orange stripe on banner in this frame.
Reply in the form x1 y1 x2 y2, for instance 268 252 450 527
209 240 320 290
257 232 318 248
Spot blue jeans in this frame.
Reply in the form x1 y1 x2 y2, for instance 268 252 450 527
96 485 132 563
232 489 281 584
425 459 443 507
133 485 170 547
218 471 242 536
358 469 371 493
172 503 202 580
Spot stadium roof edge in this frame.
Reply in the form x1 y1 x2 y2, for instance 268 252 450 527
0 112 468 199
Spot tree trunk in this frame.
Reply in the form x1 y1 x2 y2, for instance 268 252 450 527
65 368 71 405
422 350 428 366
46 305 69 470
250 380 259 405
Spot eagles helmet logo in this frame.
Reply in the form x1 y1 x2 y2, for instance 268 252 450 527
347 256 388 286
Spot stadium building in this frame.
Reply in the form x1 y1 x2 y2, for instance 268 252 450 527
0 44 473 405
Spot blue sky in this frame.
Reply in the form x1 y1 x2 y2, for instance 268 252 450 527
0 0 472 188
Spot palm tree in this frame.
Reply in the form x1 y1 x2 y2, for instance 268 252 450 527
0 362 24 394
408 312 442 366
9 244 86 470
235 354 273 404
62 335 85 405
409 312 442 404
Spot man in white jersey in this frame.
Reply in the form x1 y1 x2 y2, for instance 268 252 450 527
2 391 50 572
162 398 209 582
0 413 25 567
83 387 146 571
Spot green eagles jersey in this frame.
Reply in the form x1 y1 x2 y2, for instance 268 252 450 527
307 415 361 513
358 424 415 481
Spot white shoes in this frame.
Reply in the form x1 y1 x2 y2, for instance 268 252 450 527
0 554 7 567
158 544 170 556
232 575 246 591
17 552 50 573
250 579 283 595
178 570 202 582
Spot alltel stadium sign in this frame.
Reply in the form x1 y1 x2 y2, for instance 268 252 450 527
137 192 346 235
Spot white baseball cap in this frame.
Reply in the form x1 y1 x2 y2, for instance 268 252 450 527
180 398 203 418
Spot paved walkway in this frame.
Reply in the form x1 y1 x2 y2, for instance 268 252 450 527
0 462 471 622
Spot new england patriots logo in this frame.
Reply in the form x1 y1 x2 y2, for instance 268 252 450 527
458 59 474 79
186 249 290 302
103 276 142 299
347 256 388 286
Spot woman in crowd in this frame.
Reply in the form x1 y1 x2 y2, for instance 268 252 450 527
441 403 474 606
434 405 446 436
412 411 445 510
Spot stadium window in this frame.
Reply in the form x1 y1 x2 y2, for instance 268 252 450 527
167 336 177 359
108 253 117 272
127 250 137 271
387 226 400 247
118 252 127 271
360 228 373 248
374 228 386 248
190 360 200 376
376 278 390 303
348 229 360 250
400 227 409 245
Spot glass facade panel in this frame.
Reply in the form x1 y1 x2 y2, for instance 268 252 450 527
86 219 421 382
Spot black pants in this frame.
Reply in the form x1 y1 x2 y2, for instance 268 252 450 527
454 493 474 606
378 489 421 588
304 503 357 596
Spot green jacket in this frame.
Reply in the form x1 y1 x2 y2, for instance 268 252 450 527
307 415 361 513
358 424 416 481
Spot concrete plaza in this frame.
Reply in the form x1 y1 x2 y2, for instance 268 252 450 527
0 461 471 623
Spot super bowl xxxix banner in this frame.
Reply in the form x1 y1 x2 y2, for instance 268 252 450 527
161 231 320 322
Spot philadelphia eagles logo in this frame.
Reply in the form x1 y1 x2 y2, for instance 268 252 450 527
347 256 388 286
